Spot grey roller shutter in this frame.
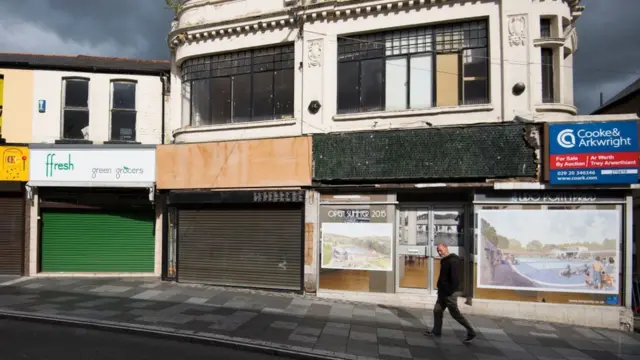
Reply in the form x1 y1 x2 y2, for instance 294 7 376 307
0 194 25 275
178 206 303 290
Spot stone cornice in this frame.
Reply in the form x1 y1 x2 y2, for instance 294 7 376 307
168 0 583 49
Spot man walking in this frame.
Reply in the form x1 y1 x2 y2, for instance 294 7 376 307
424 243 476 343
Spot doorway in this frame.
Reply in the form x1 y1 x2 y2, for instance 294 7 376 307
396 206 466 295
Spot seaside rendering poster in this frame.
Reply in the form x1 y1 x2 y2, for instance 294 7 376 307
321 222 393 271
477 209 621 294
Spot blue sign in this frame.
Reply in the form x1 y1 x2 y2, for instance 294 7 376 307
548 120 639 185
38 100 46 113
605 295 619 305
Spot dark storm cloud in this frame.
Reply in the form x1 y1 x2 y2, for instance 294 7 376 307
574 0 640 114
0 0 638 114
0 0 173 59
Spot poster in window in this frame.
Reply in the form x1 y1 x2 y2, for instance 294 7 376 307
321 222 393 271
477 209 620 294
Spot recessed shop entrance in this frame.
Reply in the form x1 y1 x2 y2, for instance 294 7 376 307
396 206 467 296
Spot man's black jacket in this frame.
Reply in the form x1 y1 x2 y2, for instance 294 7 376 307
437 253 461 297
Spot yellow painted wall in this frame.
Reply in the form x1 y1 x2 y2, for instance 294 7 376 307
0 69 33 143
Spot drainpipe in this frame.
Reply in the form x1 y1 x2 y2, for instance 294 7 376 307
499 1 506 122
160 73 167 144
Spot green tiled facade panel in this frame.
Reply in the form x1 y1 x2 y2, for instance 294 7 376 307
313 124 538 182
41 210 155 273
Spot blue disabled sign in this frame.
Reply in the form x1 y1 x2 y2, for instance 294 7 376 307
548 120 639 185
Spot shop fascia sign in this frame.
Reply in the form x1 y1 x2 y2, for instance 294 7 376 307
474 191 625 204
29 147 156 186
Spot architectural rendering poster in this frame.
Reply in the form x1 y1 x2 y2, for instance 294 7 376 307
321 222 393 271
477 209 620 294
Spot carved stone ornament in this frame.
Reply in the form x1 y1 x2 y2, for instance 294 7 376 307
308 40 322 67
508 15 527 47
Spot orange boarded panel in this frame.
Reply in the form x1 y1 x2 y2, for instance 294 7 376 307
156 136 312 189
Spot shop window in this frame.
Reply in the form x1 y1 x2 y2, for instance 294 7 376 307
319 196 396 293
541 48 555 103
61 77 90 140
337 20 489 114
181 45 295 126
474 204 623 306
110 80 137 141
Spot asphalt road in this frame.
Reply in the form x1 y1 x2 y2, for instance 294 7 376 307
0 318 292 360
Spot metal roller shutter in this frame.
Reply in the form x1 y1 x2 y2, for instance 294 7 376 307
41 210 155 273
178 206 303 290
0 194 25 275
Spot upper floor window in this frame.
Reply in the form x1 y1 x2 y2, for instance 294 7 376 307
337 20 489 114
541 48 555 103
62 78 89 140
181 45 295 126
111 81 137 141
540 18 552 38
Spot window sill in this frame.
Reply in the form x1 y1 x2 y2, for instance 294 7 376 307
332 104 494 122
173 118 297 136
533 38 564 47
535 103 578 115
55 139 93 145
104 140 142 145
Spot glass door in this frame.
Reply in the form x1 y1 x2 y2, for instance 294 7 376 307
397 206 467 295
397 208 431 292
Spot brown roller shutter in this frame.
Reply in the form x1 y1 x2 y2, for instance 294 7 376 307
178 205 303 290
0 193 25 275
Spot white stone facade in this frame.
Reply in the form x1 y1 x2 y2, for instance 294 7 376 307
32 70 169 144
168 0 584 143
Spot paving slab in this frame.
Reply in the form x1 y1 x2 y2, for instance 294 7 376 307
0 277 638 360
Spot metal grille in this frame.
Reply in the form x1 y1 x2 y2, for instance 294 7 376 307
0 194 25 275
177 206 303 290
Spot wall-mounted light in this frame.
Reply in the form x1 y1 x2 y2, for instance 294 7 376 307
512 82 526 96
308 100 321 114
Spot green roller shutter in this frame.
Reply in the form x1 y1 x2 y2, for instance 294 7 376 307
41 210 155 273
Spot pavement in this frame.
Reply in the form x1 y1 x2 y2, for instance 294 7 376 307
1 277 640 360
0 317 289 360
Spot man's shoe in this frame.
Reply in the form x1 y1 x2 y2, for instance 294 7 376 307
423 330 441 337
463 333 476 343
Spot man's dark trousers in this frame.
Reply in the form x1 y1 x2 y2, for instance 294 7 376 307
432 293 475 335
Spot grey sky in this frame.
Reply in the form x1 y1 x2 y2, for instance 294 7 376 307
0 0 638 114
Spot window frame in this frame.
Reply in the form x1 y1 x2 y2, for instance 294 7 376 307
60 76 90 140
336 19 490 115
109 79 138 142
181 44 296 127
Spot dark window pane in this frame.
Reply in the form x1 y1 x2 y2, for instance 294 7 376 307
191 79 212 126
112 82 136 109
111 110 136 141
463 48 487 78
541 48 554 103
252 71 274 120
337 62 360 114
360 58 384 112
274 69 294 118
232 74 251 122
540 19 552 38
64 79 89 107
63 109 89 139
463 79 488 105
211 77 231 125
